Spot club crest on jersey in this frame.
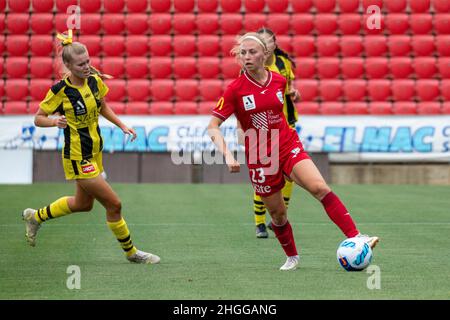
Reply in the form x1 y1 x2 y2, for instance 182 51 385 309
243 94 256 111
276 91 284 104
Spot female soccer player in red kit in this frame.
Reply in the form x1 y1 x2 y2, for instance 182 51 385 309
208 32 379 271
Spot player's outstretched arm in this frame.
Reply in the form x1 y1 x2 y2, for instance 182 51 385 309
99 100 137 142
207 117 240 173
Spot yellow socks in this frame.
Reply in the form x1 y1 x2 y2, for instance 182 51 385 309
107 218 137 257
34 196 72 223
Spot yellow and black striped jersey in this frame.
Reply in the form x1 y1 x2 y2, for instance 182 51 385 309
39 74 108 160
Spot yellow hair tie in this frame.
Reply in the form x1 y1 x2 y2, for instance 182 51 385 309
57 29 73 46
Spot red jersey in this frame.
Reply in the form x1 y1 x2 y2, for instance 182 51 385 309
212 70 301 168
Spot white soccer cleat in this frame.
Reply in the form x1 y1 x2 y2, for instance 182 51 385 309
357 234 380 249
279 255 299 271
127 250 161 265
22 208 41 247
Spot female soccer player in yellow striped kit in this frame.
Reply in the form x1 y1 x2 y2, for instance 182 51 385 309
22 30 160 265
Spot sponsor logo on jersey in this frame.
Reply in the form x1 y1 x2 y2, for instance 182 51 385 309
80 160 95 174
243 94 256 111
276 90 284 104
252 183 272 194
290 147 301 158
260 89 269 94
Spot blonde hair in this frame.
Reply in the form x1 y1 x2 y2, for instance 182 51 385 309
230 32 269 58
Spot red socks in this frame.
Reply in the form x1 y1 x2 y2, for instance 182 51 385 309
271 220 298 257
321 192 359 238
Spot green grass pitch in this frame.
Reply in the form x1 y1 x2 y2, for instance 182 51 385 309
1 183 449 300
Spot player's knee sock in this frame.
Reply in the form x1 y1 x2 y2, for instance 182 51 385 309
107 218 137 257
282 180 293 209
34 196 72 223
271 220 298 257
253 193 266 226
321 191 359 238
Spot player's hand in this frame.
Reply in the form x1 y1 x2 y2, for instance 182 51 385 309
289 89 300 102
54 115 67 129
122 127 137 142
227 159 240 173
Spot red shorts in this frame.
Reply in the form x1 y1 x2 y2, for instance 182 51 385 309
247 141 310 197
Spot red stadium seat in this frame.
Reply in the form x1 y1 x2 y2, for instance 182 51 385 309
291 14 314 35
197 57 221 79
321 102 345 115
150 36 172 56
410 14 433 35
291 0 312 12
54 13 69 34
320 80 343 102
315 14 338 35
102 57 126 78
174 0 195 12
387 35 411 56
55 0 77 12
103 36 125 57
107 102 126 114
30 35 54 56
103 14 126 35
197 14 220 35
295 80 318 101
368 80 391 101
296 102 320 115
416 80 439 101
150 0 171 12
345 102 369 115
125 36 149 57
5 79 29 101
390 57 413 79
6 14 29 34
363 11 385 35
198 101 215 114
340 36 363 57
220 14 244 35
173 57 197 79
294 58 315 79
28 101 41 114
316 36 339 57
314 0 336 13
220 0 242 13
341 58 364 79
438 58 450 78
276 36 293 56
149 57 172 79
174 102 198 115
442 80 450 100
244 0 265 12
414 57 437 79
369 102 393 115
365 58 388 79
149 14 172 35
104 80 126 102
417 102 441 115
436 36 450 56
393 102 417 115
126 102 149 115
343 80 367 101
267 0 288 12
362 0 383 9
198 0 218 12
317 58 340 78
173 13 196 35
411 36 435 57
392 80 415 101
434 14 450 35
4 102 28 114
125 14 149 35
221 57 241 79
175 80 199 101
432 0 450 13
364 36 387 57
30 14 53 34
104 0 125 12
78 13 102 35
127 80 151 102
32 0 54 12
6 35 29 56
79 0 101 13
220 35 236 57
0 0 4 11
385 14 409 34
337 0 359 12
127 0 148 12
125 58 149 79
29 79 52 101
198 36 220 57
0 38 4 56
199 80 223 101
81 35 102 56
6 57 28 78
173 35 196 56
443 102 450 114
338 14 361 35
292 36 315 57
266 14 290 35
150 80 174 101
150 102 173 115
410 0 430 13
8 0 30 12
243 14 267 33
384 0 406 12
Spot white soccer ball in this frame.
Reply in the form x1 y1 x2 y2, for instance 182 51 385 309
336 237 373 271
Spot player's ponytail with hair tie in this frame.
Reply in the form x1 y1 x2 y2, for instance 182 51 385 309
56 29 73 47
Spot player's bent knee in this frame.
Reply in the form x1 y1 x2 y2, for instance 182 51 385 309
309 181 331 200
